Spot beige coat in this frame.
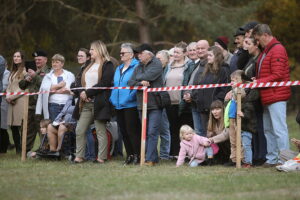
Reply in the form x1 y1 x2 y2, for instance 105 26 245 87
6 69 26 126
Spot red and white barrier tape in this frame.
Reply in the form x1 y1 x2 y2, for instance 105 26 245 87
1 80 299 96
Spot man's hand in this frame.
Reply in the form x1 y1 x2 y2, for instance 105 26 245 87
140 81 150 87
27 69 36 78
183 92 192 103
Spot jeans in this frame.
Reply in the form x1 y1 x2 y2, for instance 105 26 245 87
206 147 213 158
192 108 204 136
85 127 96 161
242 131 252 164
263 101 289 164
159 109 170 159
49 103 65 121
189 160 199 167
139 109 162 162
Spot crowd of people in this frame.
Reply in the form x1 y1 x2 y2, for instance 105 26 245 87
0 22 299 169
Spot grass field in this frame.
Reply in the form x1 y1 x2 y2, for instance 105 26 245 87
0 113 299 200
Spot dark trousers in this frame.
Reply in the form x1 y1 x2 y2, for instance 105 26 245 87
200 111 210 135
252 101 267 163
116 107 141 156
11 126 21 153
26 109 40 151
0 129 9 153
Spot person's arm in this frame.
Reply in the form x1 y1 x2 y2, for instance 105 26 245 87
257 46 289 83
210 128 230 144
128 67 142 86
135 60 162 82
176 144 187 167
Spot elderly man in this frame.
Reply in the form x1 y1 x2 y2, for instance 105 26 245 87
19 50 51 152
252 24 291 167
128 44 163 166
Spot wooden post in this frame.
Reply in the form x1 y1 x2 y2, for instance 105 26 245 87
21 94 29 161
140 89 148 166
236 88 242 168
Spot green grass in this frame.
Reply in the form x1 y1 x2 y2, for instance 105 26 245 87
0 113 300 200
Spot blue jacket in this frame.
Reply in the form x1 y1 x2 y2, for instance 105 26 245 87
110 58 139 109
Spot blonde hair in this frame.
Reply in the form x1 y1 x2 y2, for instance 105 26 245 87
91 40 110 63
81 40 110 87
52 54 65 63
179 125 195 140
230 70 244 83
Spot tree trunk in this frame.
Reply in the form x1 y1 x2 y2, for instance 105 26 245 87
136 0 151 44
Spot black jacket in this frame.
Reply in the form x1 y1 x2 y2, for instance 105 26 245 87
241 88 259 134
72 61 115 121
128 57 163 110
192 63 230 112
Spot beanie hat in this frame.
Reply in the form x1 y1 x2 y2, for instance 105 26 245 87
215 36 229 50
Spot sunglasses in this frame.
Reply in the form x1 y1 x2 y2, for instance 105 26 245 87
120 52 131 56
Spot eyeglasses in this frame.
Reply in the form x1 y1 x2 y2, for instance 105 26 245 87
120 52 131 56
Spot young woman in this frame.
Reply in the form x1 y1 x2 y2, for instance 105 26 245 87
243 36 267 165
72 48 95 161
192 46 230 135
110 43 141 165
164 41 194 157
6 51 27 153
207 100 231 164
73 40 114 164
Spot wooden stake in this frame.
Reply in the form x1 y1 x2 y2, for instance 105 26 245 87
236 88 242 168
21 94 29 161
140 89 148 166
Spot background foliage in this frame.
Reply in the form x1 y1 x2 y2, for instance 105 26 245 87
0 0 299 108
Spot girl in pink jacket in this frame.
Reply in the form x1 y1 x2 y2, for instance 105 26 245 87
176 125 211 167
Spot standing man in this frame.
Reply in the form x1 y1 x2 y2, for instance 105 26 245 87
252 24 291 167
128 44 163 166
183 40 209 136
230 28 246 72
19 50 51 152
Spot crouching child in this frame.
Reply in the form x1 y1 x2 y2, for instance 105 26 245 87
176 125 211 167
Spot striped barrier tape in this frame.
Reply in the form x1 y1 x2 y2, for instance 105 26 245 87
1 80 299 96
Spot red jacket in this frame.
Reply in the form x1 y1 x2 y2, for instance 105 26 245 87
256 37 291 105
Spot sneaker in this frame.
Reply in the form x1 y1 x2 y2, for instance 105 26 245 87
124 155 134 165
224 160 236 167
276 159 300 172
242 163 252 168
144 161 156 166
132 154 140 165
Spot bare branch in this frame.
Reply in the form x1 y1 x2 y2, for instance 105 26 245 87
35 0 138 24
